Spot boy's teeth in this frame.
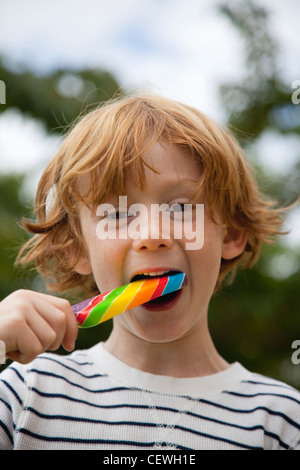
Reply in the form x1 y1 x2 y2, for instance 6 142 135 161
141 271 167 276
131 270 179 282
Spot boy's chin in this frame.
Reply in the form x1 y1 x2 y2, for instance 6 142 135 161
126 312 192 344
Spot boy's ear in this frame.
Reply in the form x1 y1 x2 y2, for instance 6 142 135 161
221 226 248 260
74 257 93 275
66 244 93 275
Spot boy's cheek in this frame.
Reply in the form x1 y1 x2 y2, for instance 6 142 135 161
88 239 129 290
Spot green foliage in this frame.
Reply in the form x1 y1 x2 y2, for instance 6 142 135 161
215 0 300 388
209 245 300 388
0 174 33 299
0 59 122 131
219 0 300 139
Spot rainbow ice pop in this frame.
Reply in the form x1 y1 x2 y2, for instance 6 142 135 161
72 272 187 328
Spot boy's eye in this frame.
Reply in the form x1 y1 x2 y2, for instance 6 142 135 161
170 204 185 212
168 203 192 213
107 211 128 220
106 210 137 221
103 203 193 220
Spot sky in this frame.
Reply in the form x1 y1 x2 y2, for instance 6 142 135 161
0 0 300 254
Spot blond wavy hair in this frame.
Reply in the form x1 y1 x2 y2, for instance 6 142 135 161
16 93 289 297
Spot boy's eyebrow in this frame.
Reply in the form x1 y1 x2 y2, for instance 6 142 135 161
97 178 201 208
174 177 199 184
161 177 200 188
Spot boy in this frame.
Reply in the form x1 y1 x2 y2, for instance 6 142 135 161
0 94 299 450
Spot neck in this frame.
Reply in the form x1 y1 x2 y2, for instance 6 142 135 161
104 319 229 378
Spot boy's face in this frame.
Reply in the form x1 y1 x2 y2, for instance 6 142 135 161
77 141 241 344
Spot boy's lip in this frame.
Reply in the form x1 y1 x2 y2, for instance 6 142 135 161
129 267 184 283
141 288 184 311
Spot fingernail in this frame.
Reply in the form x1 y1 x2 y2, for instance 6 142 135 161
64 342 75 352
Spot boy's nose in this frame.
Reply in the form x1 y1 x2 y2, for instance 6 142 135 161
129 204 175 251
132 236 173 252
131 220 174 251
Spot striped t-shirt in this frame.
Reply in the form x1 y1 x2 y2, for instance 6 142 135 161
0 342 300 450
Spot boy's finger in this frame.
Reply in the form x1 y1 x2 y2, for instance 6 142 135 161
33 291 73 311
7 324 45 364
30 294 77 351
61 303 78 351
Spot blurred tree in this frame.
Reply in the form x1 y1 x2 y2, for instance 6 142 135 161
219 0 300 138
210 248 300 388
209 0 300 388
218 0 300 203
0 59 121 131
0 174 33 299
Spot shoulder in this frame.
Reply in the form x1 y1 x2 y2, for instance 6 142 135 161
237 371 300 405
228 368 300 414
0 348 104 397
231 370 300 450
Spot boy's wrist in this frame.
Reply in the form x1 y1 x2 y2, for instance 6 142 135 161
0 340 6 365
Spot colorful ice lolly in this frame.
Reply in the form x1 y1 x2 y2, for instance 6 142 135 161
72 272 186 328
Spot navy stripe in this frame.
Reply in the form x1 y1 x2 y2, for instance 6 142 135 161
28 369 128 393
242 379 296 391
25 400 287 449
23 366 300 435
27 407 158 428
0 399 17 433
0 380 23 406
29 387 151 410
16 428 192 449
9 366 25 384
194 398 300 430
32 356 107 379
68 352 93 360
16 421 263 450
65 357 95 366
25 404 261 432
154 405 265 433
25 407 264 450
0 397 13 413
289 434 300 450
173 423 263 450
0 419 13 445
28 380 300 432
24 400 264 433
224 390 300 406
264 430 290 450
181 410 290 448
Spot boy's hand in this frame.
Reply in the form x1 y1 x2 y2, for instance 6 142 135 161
0 290 78 364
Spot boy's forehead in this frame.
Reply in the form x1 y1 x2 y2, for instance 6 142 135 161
76 140 202 203
130 140 201 180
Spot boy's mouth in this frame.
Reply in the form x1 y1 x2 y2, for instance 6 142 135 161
130 270 186 310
